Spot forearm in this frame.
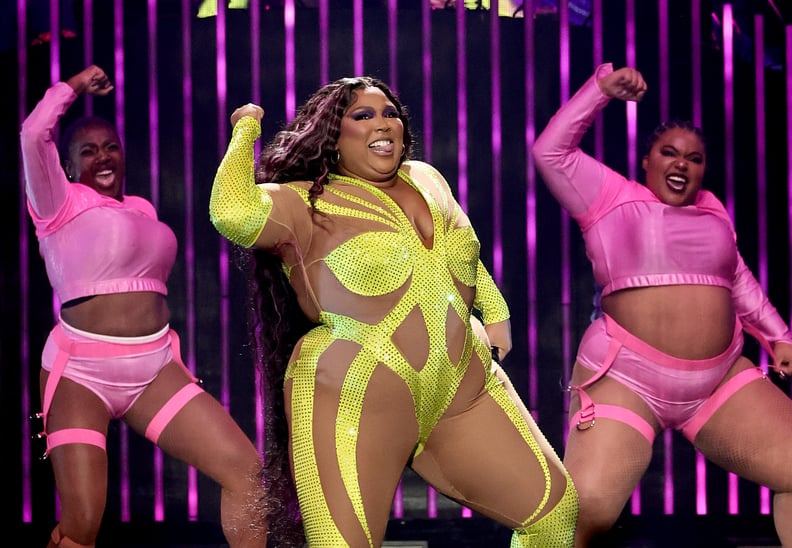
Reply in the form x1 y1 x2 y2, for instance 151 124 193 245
533 63 614 216
209 116 272 248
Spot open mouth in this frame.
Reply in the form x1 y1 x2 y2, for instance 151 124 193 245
666 174 687 191
369 139 394 154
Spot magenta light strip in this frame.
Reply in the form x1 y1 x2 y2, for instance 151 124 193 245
753 14 771 514
110 0 133 522
181 0 200 517
421 0 437 519
489 0 503 284
457 4 472 519
558 0 572 447
319 0 329 85
592 0 604 164
18 0 32 523
284 0 296 120
84 0 95 115
722 3 735 219
212 0 229 523
657 0 674 516
722 2 740 516
422 0 432 163
786 27 792 385
249 0 265 459
456 1 468 210
524 0 538 412
146 0 166 522
625 0 641 516
692 0 707 516
49 0 61 327
388 0 398 92
354 0 363 76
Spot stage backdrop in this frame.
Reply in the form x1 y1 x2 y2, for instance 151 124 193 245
2 0 791 540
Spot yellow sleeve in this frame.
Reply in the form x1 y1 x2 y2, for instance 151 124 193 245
474 260 510 324
209 116 273 248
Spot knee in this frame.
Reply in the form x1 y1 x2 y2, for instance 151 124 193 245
47 524 96 548
512 475 579 547
575 488 624 537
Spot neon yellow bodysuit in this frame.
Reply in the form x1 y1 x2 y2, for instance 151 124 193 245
210 116 578 547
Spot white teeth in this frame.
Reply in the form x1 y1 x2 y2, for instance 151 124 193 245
369 140 392 148
97 170 113 176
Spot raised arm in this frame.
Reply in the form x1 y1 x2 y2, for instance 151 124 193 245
532 63 647 217
20 65 113 219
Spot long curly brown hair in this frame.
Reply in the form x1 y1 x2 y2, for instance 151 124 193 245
239 76 413 547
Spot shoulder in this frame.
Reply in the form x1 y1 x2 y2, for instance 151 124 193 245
401 160 451 189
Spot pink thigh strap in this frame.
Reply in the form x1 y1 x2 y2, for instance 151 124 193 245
571 403 655 443
144 382 204 443
680 367 766 442
46 428 106 452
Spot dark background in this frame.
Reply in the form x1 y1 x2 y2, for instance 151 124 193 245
2 1 791 546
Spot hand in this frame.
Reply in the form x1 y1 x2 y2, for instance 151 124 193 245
598 67 647 102
772 342 792 378
67 65 113 96
231 103 265 126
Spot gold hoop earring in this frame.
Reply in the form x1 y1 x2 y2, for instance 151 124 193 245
329 150 341 164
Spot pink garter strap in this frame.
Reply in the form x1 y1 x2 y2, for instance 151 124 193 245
569 315 655 442
144 382 204 444
680 367 766 441
38 321 198 456
46 428 106 453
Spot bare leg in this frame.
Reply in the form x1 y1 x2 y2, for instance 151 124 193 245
40 371 110 547
124 361 267 547
693 358 792 547
563 363 659 547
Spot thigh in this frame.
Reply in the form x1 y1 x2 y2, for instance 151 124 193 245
694 359 792 491
564 363 657 517
287 340 419 547
413 364 569 528
40 370 110 526
124 361 260 487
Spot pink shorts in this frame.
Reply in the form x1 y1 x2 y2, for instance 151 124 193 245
38 320 204 454
42 321 179 418
572 314 765 441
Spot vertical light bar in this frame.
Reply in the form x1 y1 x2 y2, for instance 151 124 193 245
388 0 398 92
180 0 199 517
657 0 675 517
84 0 95 115
249 0 265 458
284 0 296 120
524 0 538 414
489 0 503 284
722 4 735 218
786 28 792 384
592 0 603 162
692 0 707 516
389 0 402 517
722 2 739 516
456 1 468 210
146 0 166 522
18 0 32 523
421 0 437 520
422 0 432 164
319 0 329 85
558 0 572 464
110 0 133 522
625 0 641 516
753 13 772 515
213 0 228 523
354 0 363 76
456 2 472 520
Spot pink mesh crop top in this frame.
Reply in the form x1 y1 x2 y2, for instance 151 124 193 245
533 63 792 347
20 82 177 304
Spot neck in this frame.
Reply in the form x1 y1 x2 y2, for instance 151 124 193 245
330 171 402 188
